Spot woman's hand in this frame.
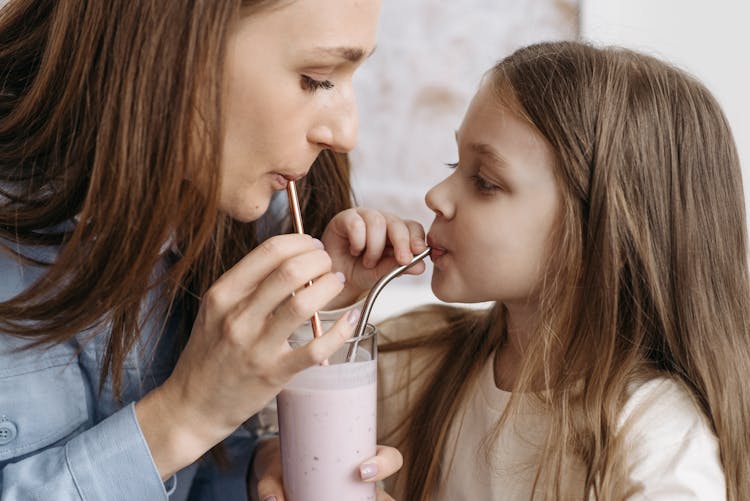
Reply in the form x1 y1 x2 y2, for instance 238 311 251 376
135 234 359 479
250 437 403 501
322 208 427 309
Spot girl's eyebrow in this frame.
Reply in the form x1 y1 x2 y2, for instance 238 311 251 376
470 142 509 169
454 132 508 169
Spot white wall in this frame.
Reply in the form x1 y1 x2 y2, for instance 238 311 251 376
580 0 750 218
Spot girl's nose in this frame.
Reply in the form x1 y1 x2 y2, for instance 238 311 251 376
425 176 455 219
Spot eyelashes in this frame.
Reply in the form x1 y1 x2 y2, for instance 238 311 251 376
471 174 500 193
301 75 334 92
445 161 502 194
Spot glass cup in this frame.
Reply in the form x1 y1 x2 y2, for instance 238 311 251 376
277 320 378 501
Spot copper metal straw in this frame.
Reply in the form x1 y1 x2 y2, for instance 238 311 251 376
286 180 324 340
345 247 431 362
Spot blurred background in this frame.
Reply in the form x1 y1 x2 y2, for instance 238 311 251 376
351 0 750 321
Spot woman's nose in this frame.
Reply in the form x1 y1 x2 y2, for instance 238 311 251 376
308 89 359 153
425 176 455 219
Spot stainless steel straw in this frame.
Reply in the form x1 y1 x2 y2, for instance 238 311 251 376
345 247 431 362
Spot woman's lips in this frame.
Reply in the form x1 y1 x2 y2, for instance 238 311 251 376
271 173 289 190
271 171 307 190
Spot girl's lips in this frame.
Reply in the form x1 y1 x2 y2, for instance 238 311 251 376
426 235 448 260
430 247 447 259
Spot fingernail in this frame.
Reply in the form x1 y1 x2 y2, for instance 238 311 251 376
360 462 378 480
312 238 324 249
262 497 277 501
335 271 346 283
347 308 361 326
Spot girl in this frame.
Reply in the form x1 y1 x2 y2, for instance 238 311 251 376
255 41 750 500
0 0 419 499
379 40 749 500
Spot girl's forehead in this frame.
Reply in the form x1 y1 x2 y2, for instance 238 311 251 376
459 84 516 137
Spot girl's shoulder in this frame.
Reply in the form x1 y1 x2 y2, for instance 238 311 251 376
619 377 726 498
620 377 709 435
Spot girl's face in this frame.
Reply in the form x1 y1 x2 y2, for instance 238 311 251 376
425 80 560 307
220 0 381 222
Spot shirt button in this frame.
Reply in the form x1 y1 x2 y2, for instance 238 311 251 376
0 417 18 445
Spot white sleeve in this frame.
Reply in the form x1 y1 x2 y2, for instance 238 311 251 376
620 378 726 500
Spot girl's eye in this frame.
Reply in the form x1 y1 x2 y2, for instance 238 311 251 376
301 75 334 93
471 173 501 194
444 162 459 169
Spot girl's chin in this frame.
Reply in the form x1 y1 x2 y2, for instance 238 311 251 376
431 275 494 305
430 275 461 303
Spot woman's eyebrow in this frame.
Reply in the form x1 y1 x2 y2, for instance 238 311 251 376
308 45 377 63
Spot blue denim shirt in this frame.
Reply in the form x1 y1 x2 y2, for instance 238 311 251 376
0 244 263 500
0 193 288 500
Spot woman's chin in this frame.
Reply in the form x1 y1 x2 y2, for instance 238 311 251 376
222 195 272 223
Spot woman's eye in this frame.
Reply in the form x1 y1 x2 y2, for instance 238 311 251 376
301 75 334 93
444 162 459 169
471 173 500 194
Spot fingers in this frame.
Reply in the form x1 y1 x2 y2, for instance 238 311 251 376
252 436 393 501
256 474 285 501
342 209 427 267
207 234 323 316
236 247 339 324
359 445 404 482
255 272 348 349
253 438 286 501
405 219 427 254
331 208 368 258
358 209 388 268
283 308 360 373
384 215 412 264
384 217 429 271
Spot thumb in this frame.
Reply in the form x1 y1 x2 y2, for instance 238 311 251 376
359 445 404 482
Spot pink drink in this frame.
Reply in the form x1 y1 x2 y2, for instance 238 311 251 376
278 355 377 501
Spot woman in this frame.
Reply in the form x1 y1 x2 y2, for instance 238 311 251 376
0 0 416 499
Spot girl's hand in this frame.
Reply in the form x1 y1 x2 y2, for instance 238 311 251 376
251 437 403 501
135 234 359 479
321 208 427 309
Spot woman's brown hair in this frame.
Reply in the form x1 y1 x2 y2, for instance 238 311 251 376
383 41 750 500
0 0 353 395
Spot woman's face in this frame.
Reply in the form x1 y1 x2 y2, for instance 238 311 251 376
425 80 561 307
220 0 381 222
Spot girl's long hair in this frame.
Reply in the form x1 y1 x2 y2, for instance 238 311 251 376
0 0 352 396
383 41 750 500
